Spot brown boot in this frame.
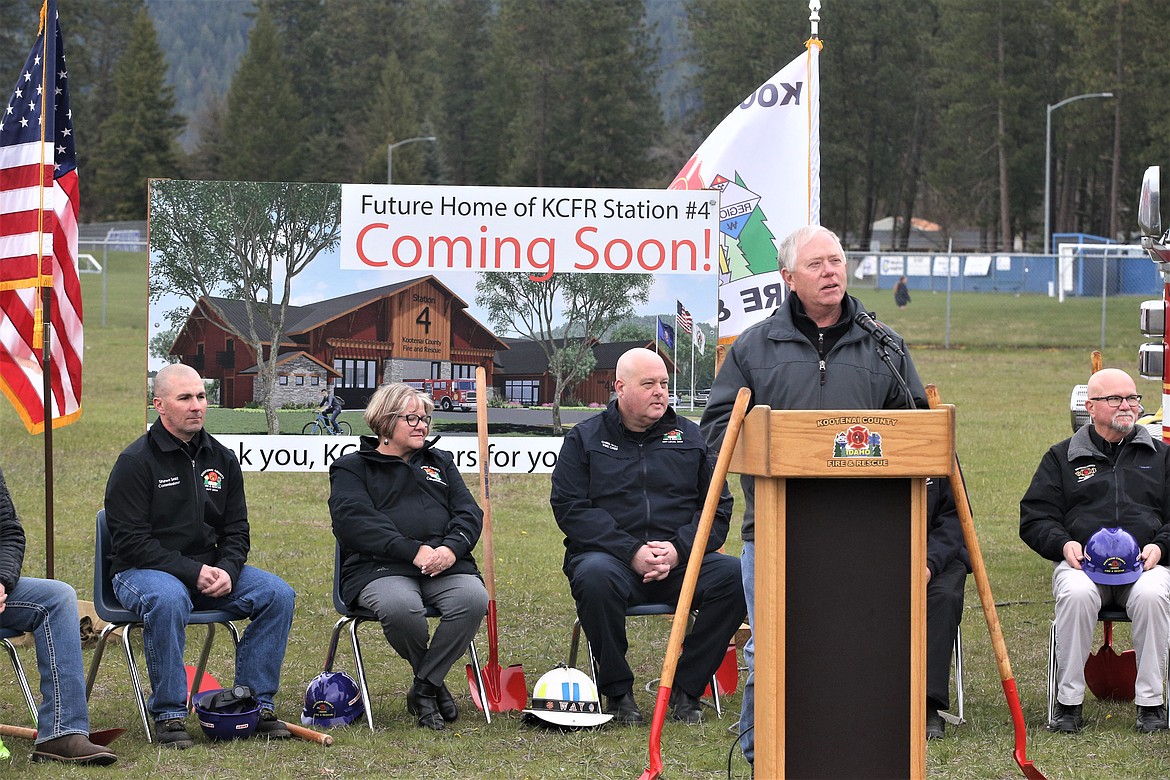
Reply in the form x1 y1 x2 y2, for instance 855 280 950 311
31 733 117 766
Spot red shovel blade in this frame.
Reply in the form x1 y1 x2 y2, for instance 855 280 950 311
1085 644 1137 701
185 664 223 711
467 662 528 712
89 728 126 746
705 642 738 697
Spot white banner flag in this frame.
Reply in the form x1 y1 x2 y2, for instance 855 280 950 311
669 42 820 344
694 325 706 356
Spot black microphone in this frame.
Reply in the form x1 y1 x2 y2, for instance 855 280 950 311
854 311 905 357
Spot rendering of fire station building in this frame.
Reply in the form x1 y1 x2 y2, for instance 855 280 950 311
167 274 671 409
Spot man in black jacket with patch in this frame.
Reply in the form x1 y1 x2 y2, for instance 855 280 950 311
104 363 296 749
550 348 745 725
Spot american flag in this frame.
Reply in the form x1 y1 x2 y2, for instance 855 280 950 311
675 300 692 335
0 0 82 434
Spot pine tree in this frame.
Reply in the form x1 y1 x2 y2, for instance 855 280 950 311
218 5 305 182
88 7 184 220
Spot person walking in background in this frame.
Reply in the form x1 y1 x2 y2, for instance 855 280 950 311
700 225 926 765
103 363 296 749
328 383 487 730
894 275 912 308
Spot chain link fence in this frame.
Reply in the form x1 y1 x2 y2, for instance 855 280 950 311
78 226 147 327
845 245 1162 352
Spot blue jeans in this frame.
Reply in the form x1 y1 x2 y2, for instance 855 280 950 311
740 541 755 765
0 576 90 743
113 565 295 722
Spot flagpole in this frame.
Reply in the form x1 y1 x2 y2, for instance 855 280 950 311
38 2 55 579
683 332 692 411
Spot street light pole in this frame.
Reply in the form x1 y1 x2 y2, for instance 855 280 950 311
1044 92 1113 254
387 135 437 184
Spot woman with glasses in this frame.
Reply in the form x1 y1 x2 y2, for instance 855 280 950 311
328 383 487 730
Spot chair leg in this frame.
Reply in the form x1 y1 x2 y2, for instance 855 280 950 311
1 638 37 728
346 617 375 731
121 625 154 742
466 639 491 724
568 618 583 670
323 617 347 673
953 625 965 724
1047 619 1058 726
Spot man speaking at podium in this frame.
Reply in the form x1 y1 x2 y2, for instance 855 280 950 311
700 225 931 765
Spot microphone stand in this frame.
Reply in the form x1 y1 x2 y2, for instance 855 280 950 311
871 342 917 410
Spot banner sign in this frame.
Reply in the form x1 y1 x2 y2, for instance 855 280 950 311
218 434 565 474
340 184 719 281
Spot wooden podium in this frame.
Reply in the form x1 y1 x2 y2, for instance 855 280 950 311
729 406 955 780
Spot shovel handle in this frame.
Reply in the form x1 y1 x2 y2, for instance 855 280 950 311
475 367 496 600
282 721 333 746
0 724 36 741
925 383 1047 780
657 387 751 690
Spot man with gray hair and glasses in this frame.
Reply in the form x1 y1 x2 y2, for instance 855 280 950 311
1021 367 1170 734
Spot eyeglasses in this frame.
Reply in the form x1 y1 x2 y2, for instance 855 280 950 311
1089 394 1142 408
399 413 432 428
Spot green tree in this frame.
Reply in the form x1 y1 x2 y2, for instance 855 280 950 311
433 0 494 184
486 0 664 188
218 5 304 182
148 181 342 433
88 8 184 220
476 273 653 432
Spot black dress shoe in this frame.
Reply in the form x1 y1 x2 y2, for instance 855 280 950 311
407 678 446 731
668 689 703 724
1048 701 1083 733
436 683 459 723
604 691 644 725
1137 704 1168 733
926 708 945 740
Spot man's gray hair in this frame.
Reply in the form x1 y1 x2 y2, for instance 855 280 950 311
778 225 844 273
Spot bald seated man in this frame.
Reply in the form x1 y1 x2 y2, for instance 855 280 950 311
550 348 745 726
104 364 296 749
1021 368 1170 734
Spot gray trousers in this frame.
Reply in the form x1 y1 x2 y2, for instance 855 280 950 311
358 573 488 687
1053 560 1170 706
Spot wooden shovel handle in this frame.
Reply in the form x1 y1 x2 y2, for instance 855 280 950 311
658 387 752 690
282 720 333 746
475 367 496 599
925 384 1015 681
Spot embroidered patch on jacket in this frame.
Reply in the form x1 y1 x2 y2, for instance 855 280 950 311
157 476 180 490
661 429 684 443
1074 465 1096 483
601 440 618 451
420 465 446 485
201 469 224 491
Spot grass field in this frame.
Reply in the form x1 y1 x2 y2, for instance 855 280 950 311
1 252 1169 778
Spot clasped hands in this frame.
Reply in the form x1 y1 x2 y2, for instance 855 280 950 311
632 541 679 583
415 544 456 577
197 565 233 598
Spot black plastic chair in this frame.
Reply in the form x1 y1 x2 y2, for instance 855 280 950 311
84 509 243 741
324 543 491 728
